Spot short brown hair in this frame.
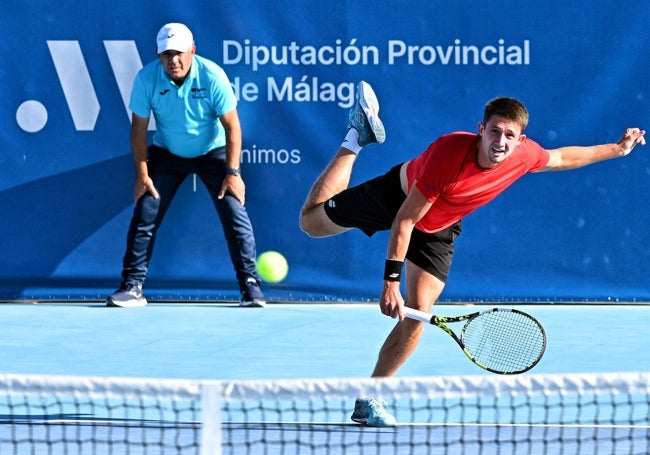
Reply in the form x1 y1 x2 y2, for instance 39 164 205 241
483 97 529 132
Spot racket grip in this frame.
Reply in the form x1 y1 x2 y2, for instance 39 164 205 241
403 307 433 323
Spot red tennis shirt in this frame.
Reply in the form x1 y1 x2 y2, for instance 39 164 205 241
406 131 550 233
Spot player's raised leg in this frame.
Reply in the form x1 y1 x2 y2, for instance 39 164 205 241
299 81 385 237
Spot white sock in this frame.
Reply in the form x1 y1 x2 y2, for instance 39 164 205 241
341 128 362 154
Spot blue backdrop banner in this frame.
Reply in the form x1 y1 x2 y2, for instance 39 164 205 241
3 1 650 302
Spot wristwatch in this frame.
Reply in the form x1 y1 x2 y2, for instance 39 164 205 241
226 167 241 176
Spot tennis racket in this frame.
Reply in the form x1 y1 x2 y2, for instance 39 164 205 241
404 307 546 374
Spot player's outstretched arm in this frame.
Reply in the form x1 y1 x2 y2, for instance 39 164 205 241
540 127 646 172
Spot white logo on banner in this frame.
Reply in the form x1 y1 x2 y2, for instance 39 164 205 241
16 40 155 133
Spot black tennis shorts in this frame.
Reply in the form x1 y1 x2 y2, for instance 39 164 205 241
323 164 462 282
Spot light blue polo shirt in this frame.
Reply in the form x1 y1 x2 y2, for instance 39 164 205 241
129 55 237 158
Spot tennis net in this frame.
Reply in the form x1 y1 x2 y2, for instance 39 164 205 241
0 371 649 454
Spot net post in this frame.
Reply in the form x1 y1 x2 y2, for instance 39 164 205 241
200 381 222 455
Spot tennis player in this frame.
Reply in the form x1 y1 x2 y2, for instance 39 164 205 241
299 81 646 426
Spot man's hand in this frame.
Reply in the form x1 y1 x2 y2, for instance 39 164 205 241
618 128 646 156
134 174 159 202
219 174 246 205
380 280 405 320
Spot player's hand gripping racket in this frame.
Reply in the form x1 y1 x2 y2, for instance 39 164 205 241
404 307 546 374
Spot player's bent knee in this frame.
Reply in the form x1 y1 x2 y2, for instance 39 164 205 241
299 211 347 238
299 213 322 237
299 218 330 238
300 206 331 237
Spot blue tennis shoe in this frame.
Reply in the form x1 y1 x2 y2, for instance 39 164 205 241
348 81 386 146
351 398 397 427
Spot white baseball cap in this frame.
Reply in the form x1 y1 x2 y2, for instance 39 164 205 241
156 23 194 53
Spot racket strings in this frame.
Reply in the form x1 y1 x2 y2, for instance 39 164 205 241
461 310 545 374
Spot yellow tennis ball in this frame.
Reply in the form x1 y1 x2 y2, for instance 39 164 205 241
256 251 288 283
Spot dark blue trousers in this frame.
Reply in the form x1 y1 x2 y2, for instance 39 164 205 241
119 145 259 292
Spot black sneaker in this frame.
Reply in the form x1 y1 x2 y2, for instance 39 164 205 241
106 285 147 308
240 278 266 307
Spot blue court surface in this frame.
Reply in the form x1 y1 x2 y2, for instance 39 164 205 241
1 302 649 454
0 302 647 379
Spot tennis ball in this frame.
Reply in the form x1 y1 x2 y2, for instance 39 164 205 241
256 251 288 283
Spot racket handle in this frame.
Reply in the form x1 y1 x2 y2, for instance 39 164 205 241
403 307 433 323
